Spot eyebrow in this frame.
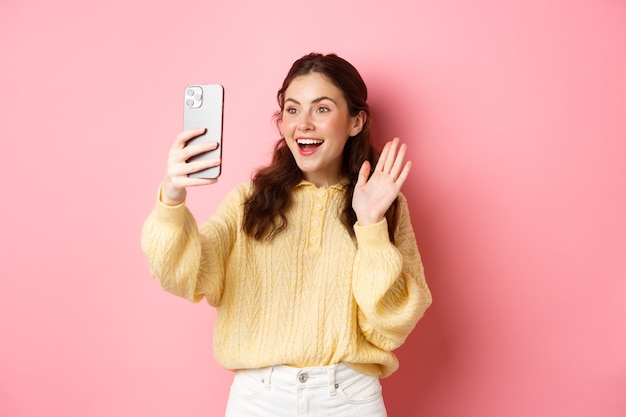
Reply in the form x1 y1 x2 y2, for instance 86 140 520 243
285 96 338 105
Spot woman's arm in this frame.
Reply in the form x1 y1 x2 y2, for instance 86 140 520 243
140 127 231 304
141 195 208 303
140 184 244 306
352 194 432 351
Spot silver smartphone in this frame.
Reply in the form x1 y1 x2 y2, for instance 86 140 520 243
183 84 224 178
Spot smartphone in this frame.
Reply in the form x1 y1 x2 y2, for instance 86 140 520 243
183 83 224 178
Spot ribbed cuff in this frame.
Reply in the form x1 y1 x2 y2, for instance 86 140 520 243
353 218 390 248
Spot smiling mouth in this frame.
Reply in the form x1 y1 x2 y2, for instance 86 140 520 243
297 138 324 150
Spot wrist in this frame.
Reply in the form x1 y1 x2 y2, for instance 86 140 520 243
159 182 186 206
355 214 384 227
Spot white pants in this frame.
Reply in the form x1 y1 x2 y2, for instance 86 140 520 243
225 363 387 417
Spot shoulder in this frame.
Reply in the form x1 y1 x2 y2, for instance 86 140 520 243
394 192 414 229
232 181 253 197
223 181 253 200
396 192 410 211
213 182 253 213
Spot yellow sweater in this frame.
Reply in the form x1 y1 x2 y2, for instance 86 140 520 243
141 180 431 377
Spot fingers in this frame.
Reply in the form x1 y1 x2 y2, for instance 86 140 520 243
170 154 221 178
375 140 392 172
172 127 206 151
357 160 371 187
171 128 218 157
164 128 221 195
169 127 220 170
375 137 411 183
389 140 408 179
395 160 412 189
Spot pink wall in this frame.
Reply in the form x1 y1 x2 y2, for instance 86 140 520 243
2 0 625 416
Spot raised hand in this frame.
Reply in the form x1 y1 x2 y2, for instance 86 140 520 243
352 137 412 226
161 128 221 205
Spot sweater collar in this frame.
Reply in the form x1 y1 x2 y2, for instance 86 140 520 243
295 178 349 191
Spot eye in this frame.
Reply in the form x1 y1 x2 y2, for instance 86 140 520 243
285 107 298 115
317 106 330 113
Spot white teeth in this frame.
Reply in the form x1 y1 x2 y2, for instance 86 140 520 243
297 139 324 145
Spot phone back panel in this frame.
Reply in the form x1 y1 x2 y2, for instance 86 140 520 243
183 84 224 178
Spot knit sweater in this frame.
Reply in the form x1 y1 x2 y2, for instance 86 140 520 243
141 180 432 377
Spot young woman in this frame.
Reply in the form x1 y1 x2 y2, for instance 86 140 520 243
141 52 432 417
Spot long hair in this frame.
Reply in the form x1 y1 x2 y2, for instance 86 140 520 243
242 52 398 241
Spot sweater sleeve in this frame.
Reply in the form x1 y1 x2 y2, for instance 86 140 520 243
140 185 244 306
352 193 432 351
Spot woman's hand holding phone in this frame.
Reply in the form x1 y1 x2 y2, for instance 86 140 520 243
160 127 221 206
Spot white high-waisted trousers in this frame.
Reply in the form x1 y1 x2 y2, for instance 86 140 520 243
224 363 387 417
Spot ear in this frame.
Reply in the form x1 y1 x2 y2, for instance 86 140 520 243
278 118 285 138
348 110 367 137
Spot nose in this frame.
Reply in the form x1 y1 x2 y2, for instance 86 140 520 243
297 112 314 131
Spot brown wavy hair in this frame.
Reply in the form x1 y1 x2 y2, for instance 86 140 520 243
242 52 398 242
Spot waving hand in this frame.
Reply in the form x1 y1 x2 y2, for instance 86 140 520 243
352 137 412 226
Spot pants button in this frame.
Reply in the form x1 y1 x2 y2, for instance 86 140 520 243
298 373 309 383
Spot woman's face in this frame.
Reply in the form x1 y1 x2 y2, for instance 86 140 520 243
281 72 364 187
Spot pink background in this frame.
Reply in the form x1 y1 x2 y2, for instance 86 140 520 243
2 0 625 416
